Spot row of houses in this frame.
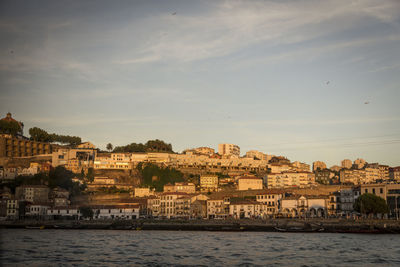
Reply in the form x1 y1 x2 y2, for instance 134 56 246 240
2 183 400 220
1 202 140 220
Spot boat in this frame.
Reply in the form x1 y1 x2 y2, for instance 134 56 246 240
25 226 45 230
274 226 324 232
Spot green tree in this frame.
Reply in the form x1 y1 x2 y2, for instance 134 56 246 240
106 143 113 152
79 206 94 219
140 163 184 191
0 120 22 135
354 193 389 215
29 127 51 142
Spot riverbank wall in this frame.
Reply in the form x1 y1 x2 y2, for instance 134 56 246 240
1 219 400 233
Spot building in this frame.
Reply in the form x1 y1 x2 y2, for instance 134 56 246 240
341 159 352 169
174 182 196 194
146 196 160 217
237 176 263 191
25 203 51 218
163 182 196 194
50 187 70 207
200 175 219 192
134 187 155 197
207 196 230 219
314 169 333 185
52 148 97 173
159 192 189 218
218 144 240 158
330 165 342 172
339 169 366 185
291 161 310 172
312 161 327 171
6 199 19 219
337 187 358 215
280 195 328 218
183 147 215 156
77 142 96 149
229 199 263 219
0 135 55 158
15 185 50 203
47 206 80 219
364 167 380 183
190 200 207 219
266 172 315 188
91 204 140 219
245 150 270 161
255 190 284 216
389 166 400 181
354 158 366 169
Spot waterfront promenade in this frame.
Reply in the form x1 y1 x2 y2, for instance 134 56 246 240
2 218 400 233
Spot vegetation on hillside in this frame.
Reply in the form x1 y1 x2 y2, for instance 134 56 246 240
113 139 173 153
3 166 86 196
29 127 82 146
137 163 184 191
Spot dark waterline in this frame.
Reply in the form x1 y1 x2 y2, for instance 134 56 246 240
1 229 400 266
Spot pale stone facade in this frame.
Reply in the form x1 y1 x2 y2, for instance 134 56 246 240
218 144 240 158
200 175 219 192
237 176 263 191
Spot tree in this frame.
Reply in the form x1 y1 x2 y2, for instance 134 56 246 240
106 143 113 152
354 193 389 215
29 127 51 142
0 120 22 135
79 207 94 219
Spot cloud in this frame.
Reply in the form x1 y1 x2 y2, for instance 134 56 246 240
116 0 400 64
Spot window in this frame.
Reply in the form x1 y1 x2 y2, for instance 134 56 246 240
372 189 375 194
365 189 368 193
380 188 383 194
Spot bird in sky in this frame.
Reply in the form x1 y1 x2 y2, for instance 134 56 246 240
364 101 370 104
172 12 176 15
326 81 330 85
10 50 14 54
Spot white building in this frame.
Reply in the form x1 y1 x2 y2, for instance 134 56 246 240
229 199 263 219
92 204 140 219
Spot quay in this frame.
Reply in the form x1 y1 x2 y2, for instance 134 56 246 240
1 219 400 233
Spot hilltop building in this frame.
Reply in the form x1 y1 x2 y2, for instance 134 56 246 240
218 144 240 158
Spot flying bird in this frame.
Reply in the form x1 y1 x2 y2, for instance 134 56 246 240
326 81 330 85
364 101 370 104
10 50 14 54
172 12 176 15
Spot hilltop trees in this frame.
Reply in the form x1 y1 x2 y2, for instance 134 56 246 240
0 120 22 135
106 143 113 152
113 139 173 153
29 127 81 146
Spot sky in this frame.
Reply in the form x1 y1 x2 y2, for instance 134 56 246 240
1 0 400 167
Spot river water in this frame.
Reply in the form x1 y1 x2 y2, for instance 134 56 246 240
1 229 400 266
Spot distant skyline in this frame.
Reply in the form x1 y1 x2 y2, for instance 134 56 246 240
1 0 400 167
